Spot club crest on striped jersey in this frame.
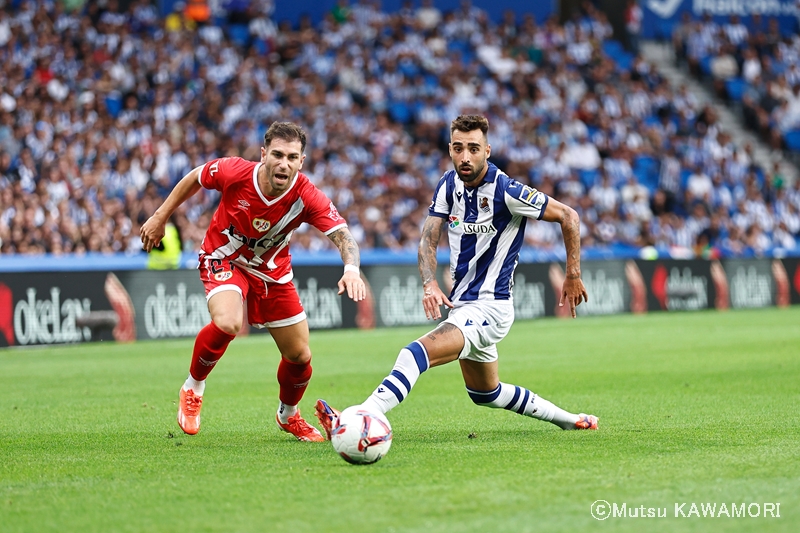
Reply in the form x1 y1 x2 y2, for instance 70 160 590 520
479 197 491 213
252 218 271 232
448 215 461 229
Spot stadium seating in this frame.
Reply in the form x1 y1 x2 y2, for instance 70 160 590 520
725 77 747 101
784 130 800 152
226 24 250 48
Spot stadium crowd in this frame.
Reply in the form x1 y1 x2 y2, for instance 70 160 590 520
1 0 799 260
673 12 800 155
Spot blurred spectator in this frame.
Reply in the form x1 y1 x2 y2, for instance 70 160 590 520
685 164 713 206
185 0 211 26
624 0 642 54
416 0 441 31
710 44 738 98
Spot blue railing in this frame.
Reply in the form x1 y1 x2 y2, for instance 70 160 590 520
2 245 798 273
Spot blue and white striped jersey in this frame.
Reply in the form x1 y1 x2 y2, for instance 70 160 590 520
428 162 550 304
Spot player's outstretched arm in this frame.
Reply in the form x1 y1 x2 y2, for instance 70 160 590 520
418 216 452 320
540 197 588 318
140 167 203 252
328 227 366 302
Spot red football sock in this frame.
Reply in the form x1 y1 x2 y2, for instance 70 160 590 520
189 322 236 381
277 358 312 406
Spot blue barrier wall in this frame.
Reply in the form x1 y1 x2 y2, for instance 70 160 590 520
272 0 557 26
159 0 556 26
1 245 798 273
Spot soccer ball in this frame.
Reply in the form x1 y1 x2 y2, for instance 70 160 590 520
331 406 393 465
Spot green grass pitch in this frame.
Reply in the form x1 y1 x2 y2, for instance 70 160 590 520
1 308 799 533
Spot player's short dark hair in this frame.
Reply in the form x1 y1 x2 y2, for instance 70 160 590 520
264 122 307 153
450 115 489 139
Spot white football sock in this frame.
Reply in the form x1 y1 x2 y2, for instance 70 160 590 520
362 341 429 415
531 396 581 430
467 382 580 429
183 375 205 396
277 402 298 424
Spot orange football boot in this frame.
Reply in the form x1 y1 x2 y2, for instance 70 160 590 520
177 387 203 435
574 414 599 430
276 411 324 442
314 399 341 440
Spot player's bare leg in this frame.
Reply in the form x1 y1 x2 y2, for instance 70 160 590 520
178 289 241 435
270 320 323 442
460 359 598 430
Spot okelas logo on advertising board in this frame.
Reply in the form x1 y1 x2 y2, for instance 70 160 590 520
113 271 210 340
646 262 711 311
295 277 342 329
379 275 428 327
512 274 546 319
0 272 121 346
363 265 432 328
142 283 210 339
292 266 359 331
724 259 774 309
576 263 628 316
545 261 649 316
13 287 93 345
0 273 136 346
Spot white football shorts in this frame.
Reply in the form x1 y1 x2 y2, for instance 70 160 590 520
443 300 515 363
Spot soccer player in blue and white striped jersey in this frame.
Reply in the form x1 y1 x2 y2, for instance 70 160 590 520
317 115 598 435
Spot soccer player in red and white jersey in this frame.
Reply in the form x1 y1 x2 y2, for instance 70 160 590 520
140 122 366 441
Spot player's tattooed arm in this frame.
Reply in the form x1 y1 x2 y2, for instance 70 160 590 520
329 227 366 302
419 216 445 285
560 206 582 280
419 216 453 320
540 196 587 317
328 227 360 267
540 197 581 279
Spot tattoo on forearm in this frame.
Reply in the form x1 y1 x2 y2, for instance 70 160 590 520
329 229 360 267
419 218 443 284
561 209 581 278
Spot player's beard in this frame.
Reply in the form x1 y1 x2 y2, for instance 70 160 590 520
455 159 485 184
